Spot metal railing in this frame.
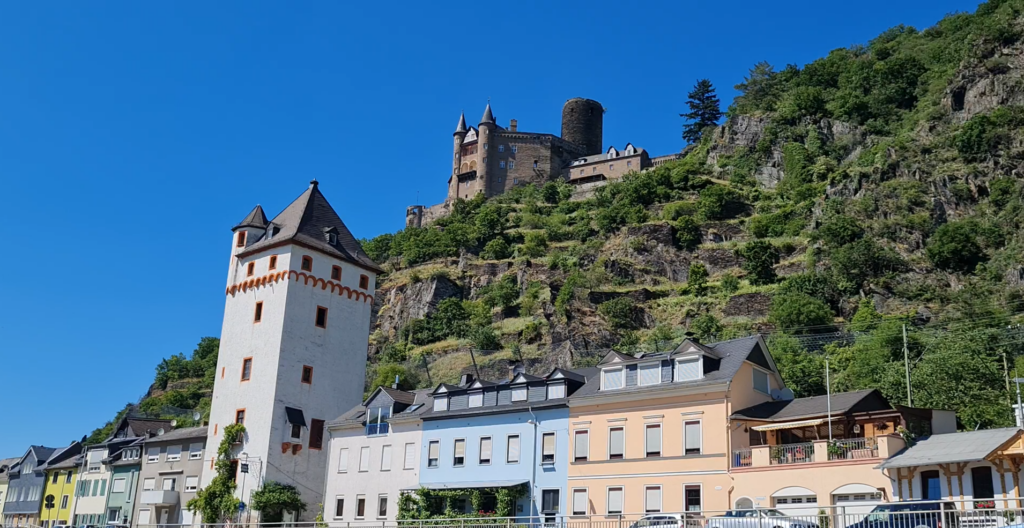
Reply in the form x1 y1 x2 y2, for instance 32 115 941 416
828 438 878 461
769 442 814 465
732 449 752 468
366 423 390 436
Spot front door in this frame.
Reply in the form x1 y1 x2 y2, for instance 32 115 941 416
158 508 170 528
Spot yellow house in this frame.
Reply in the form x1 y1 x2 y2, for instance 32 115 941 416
39 452 82 528
566 336 956 523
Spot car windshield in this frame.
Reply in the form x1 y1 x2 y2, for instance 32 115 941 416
724 511 758 518
761 510 787 517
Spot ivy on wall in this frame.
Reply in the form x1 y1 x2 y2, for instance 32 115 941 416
397 484 527 520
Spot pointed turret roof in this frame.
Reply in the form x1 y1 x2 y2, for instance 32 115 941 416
455 112 467 134
233 205 269 231
480 103 494 125
237 180 382 273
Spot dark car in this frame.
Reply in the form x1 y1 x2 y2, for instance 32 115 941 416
847 501 960 528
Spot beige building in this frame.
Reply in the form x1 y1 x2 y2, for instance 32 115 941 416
566 144 651 185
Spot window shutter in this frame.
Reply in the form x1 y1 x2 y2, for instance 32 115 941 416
573 489 587 515
468 392 483 407
685 421 701 453
574 431 589 460
646 425 661 454
480 438 492 461
428 441 439 461
507 436 520 462
645 487 662 512
380 445 392 471
609 428 624 456
542 433 555 456
359 447 370 472
639 363 660 386
404 443 416 469
608 488 623 514
676 357 701 381
547 383 566 399
338 448 349 472
512 386 527 401
753 369 770 394
603 369 624 390
454 439 466 458
433 397 448 412
310 419 325 450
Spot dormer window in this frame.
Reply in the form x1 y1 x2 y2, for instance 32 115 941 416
324 227 338 245
675 357 702 382
236 231 246 248
511 386 527 402
638 362 661 386
468 391 483 408
433 396 448 412
546 382 566 399
601 367 624 390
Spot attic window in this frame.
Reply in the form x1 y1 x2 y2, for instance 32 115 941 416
327 232 337 245
675 357 701 382
236 232 246 247
359 275 370 290
301 255 313 272
331 266 342 281
601 367 624 390
753 368 770 395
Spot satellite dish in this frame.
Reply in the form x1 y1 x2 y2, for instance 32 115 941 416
170 420 177 427
193 412 202 421
157 428 165 436
779 388 795 401
770 389 782 400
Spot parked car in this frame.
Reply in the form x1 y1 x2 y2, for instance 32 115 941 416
706 509 821 528
629 513 704 528
846 501 960 528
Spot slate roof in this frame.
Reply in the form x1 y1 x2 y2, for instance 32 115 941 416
480 103 495 125
27 446 59 467
0 458 20 483
142 426 207 443
423 399 568 420
46 454 83 471
455 113 467 134
877 428 1022 469
237 181 382 273
731 389 883 422
380 386 418 405
233 205 269 230
331 389 433 427
108 416 175 441
571 335 767 400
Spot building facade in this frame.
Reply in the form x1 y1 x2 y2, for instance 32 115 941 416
104 441 143 526
133 427 207 527
3 446 60 527
325 386 431 522
0 458 18 521
204 181 381 522
566 144 652 185
40 453 80 528
415 369 590 522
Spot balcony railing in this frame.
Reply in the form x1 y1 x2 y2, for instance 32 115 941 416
828 437 878 460
770 442 814 465
732 448 752 468
366 422 390 436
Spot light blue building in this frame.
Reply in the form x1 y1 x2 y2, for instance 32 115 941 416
418 367 593 522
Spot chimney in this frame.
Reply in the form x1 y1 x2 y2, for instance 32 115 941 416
510 119 517 132
460 373 474 387
392 375 400 390
508 362 525 380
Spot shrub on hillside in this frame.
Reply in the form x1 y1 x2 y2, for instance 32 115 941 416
696 185 738 220
817 215 864 247
720 273 740 294
737 240 779 285
598 297 636 330
687 261 709 296
926 220 987 273
674 216 702 250
481 238 512 260
521 232 549 257
989 178 1017 208
768 293 835 334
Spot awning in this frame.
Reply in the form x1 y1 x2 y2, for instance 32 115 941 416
752 418 827 432
420 480 529 490
285 406 307 427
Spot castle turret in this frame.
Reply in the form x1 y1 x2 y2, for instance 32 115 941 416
477 103 495 196
453 112 467 175
562 98 604 156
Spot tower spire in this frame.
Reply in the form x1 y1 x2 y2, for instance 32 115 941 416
455 112 467 134
480 101 494 125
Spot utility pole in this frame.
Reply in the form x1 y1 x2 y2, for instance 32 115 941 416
903 324 913 407
826 357 833 443
1015 374 1023 428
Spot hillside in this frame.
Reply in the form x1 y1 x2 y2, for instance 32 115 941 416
360 0 1024 430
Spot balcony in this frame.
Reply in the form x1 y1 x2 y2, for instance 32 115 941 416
732 435 903 469
140 490 179 505
365 422 390 436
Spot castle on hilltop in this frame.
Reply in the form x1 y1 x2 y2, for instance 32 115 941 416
407 98 675 228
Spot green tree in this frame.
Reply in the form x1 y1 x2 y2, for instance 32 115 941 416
681 79 722 144
849 298 882 332
188 423 246 522
690 313 722 341
250 482 307 524
696 185 736 220
817 215 864 248
674 216 702 251
479 274 519 310
521 231 549 257
480 238 511 260
613 331 641 352
599 297 636 330
370 364 420 392
645 325 676 352
737 240 779 285
768 293 835 333
768 334 826 397
913 333 1011 429
926 220 986 273
720 273 740 294
687 261 709 296
470 326 502 351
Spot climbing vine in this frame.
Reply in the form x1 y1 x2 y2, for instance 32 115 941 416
397 484 527 520
187 423 246 523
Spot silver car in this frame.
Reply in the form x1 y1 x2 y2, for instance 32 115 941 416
707 509 821 528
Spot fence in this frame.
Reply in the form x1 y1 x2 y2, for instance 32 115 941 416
828 438 878 461
117 503 1024 528
769 443 814 465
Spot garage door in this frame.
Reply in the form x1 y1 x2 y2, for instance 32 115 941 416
832 484 884 528
772 486 820 518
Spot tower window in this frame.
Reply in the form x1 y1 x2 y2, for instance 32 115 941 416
533 160 538 168
627 161 632 168
315 306 328 328
246 262 255 277
499 161 505 169
269 255 277 270
236 232 246 247
609 164 614 170
235 409 245 425
302 365 314 384
254 302 263 323
327 232 337 245
301 255 313 272
359 275 370 290
241 358 252 381
509 160 514 169
498 145 504 152
331 266 342 281
512 145 517 153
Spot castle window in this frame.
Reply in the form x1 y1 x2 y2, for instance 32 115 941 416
580 170 585 176
499 161 505 169
241 358 252 381
498 145 504 152
236 232 246 247
533 160 538 168
269 255 277 270
331 266 342 281
509 160 514 169
627 161 632 168
359 275 370 290
610 164 614 170
302 365 314 384
235 409 245 425
247 262 255 277
327 232 337 245
315 306 328 328
301 255 313 271
513 178 519 184
253 302 263 323
511 145 518 153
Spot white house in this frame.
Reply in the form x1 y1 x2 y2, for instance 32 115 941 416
202 180 382 522
324 386 431 522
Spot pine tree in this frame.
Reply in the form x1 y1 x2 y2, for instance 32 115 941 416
680 79 722 144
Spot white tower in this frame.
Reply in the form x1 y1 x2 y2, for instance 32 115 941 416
202 180 381 522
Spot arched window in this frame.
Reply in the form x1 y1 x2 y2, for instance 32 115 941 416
735 497 754 510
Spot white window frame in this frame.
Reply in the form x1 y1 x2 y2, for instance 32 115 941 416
674 356 703 382
427 440 440 468
753 367 771 395
644 485 663 513
338 448 349 473
499 160 506 169
571 488 588 516
511 385 527 402
166 445 182 462
404 443 416 470
511 145 518 153
547 382 566 400
601 367 625 390
433 396 448 412
509 160 515 169
358 446 370 472
452 438 466 467
146 448 159 463
142 478 156 491
683 483 703 512
541 432 556 465
380 444 392 472
479 437 492 465
638 361 661 387
377 494 388 519
607 486 624 515
334 495 345 519
188 443 203 460
645 423 662 458
608 426 625 460
111 478 126 494
573 429 589 462
683 419 703 456
184 476 198 493
506 434 521 464
355 495 366 520
468 391 483 408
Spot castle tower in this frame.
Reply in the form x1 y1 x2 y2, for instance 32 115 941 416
561 98 604 156
453 112 467 175
477 102 495 196
204 181 381 522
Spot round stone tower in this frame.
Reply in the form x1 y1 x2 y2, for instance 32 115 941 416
561 98 604 156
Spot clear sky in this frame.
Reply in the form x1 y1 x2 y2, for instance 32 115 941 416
0 0 978 456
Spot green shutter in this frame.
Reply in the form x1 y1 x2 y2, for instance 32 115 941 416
100 480 106 496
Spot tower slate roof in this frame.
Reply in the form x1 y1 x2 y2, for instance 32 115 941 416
455 112 467 134
238 181 382 273
480 103 494 125
233 205 269 230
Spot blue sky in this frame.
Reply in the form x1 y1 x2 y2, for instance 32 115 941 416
0 0 978 456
